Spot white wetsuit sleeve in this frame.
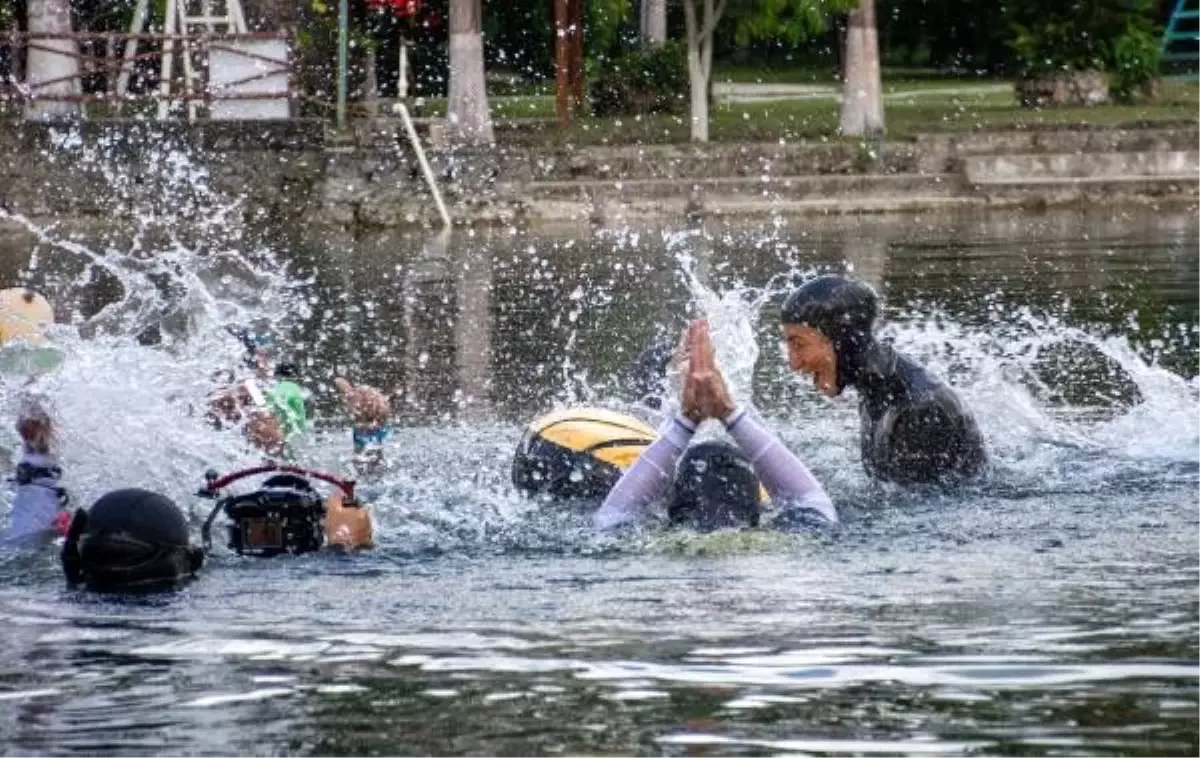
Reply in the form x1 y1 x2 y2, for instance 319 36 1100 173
592 412 696 530
4 450 63 548
724 406 838 524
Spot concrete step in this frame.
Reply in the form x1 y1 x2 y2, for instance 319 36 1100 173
516 173 964 202
963 150 1200 185
518 174 972 225
916 129 1199 173
503 142 924 182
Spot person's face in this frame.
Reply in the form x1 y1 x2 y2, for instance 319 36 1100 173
253 349 272 379
782 324 838 397
17 414 51 449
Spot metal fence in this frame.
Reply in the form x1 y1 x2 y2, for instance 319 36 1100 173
0 31 293 120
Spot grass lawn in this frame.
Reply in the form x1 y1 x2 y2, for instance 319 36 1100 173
711 63 840 85
404 78 1196 146
711 63 1005 87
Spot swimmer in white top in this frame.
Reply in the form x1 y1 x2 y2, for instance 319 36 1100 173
4 399 68 548
593 319 836 531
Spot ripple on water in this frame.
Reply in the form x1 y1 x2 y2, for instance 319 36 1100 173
658 734 987 755
181 688 295 708
0 209 1195 756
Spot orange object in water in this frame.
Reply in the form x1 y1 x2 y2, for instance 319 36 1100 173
324 489 375 550
0 289 53 347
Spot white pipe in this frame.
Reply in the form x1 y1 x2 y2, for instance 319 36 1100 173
116 0 150 99
156 0 178 119
398 39 409 100
396 102 451 230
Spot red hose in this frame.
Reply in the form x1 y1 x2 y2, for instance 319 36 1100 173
204 463 357 500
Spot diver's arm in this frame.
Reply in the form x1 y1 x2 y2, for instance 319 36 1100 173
724 406 838 524
592 412 695 530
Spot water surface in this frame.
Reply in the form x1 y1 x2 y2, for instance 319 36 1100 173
0 204 1195 756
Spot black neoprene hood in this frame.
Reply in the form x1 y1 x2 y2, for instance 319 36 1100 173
780 275 880 392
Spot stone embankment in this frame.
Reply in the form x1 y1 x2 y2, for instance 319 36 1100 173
0 119 1194 232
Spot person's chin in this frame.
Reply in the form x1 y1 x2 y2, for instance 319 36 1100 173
812 374 839 398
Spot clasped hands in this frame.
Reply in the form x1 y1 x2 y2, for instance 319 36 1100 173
675 319 737 425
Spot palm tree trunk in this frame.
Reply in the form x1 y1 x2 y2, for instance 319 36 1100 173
24 0 81 120
447 0 493 146
838 0 884 137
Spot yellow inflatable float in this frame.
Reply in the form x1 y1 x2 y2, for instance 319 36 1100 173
512 406 769 504
512 407 658 499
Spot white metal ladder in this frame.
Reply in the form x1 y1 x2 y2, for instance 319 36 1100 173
116 0 248 120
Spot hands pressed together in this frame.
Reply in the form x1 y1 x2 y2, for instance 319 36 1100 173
677 319 737 424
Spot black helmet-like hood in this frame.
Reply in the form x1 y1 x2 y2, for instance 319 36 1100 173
780 275 879 393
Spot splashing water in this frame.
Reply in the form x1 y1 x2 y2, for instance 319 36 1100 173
632 228 1196 509
668 228 793 409
0 158 1193 554
0 131 307 513
862 305 1199 503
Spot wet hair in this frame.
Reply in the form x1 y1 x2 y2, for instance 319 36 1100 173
62 489 204 592
668 441 761 531
628 341 674 408
780 275 879 390
274 363 299 380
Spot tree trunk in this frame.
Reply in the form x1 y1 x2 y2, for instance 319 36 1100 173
364 45 379 120
682 0 723 143
24 0 80 121
838 0 884 137
641 0 666 47
447 0 493 146
687 48 708 142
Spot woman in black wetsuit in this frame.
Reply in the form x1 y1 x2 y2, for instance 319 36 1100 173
780 275 987 486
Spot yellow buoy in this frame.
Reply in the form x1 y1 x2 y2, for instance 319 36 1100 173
0 289 53 347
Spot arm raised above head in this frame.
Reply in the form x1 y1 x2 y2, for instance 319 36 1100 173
724 405 837 524
592 412 696 531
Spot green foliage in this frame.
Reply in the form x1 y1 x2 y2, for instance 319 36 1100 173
589 40 687 117
1004 0 1160 80
483 0 553 81
1111 26 1162 102
733 0 857 47
586 0 634 60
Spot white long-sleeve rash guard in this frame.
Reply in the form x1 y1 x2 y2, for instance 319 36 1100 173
592 406 837 530
4 448 65 549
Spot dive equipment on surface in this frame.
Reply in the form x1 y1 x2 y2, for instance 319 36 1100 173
512 408 657 499
199 464 361 557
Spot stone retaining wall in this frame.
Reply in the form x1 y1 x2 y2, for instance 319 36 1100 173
0 120 1195 232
